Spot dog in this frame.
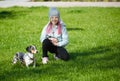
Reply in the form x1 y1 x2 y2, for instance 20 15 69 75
12 45 38 68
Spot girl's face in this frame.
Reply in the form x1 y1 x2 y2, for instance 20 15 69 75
50 16 59 25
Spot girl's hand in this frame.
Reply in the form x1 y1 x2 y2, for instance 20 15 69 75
48 38 58 46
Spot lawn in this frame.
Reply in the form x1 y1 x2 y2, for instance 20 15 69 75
0 6 120 81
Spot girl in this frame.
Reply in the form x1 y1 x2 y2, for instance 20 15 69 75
40 7 69 64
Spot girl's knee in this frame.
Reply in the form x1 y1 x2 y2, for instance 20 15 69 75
63 54 69 61
59 53 69 61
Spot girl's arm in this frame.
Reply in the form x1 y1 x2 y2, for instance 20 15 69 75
40 26 47 43
57 26 69 47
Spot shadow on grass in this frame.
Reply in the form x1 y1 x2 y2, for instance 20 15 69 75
0 62 69 81
67 9 83 14
69 43 120 69
0 43 120 81
0 9 30 19
0 67 41 81
67 28 84 31
0 11 15 19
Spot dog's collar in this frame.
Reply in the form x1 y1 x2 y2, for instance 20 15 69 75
26 53 34 60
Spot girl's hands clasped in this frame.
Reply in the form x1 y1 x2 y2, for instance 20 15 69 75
48 38 58 46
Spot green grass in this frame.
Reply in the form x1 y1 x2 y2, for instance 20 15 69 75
0 6 120 81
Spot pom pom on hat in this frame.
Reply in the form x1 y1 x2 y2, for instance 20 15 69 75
48 7 60 19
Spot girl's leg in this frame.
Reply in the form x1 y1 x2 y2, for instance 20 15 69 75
42 38 56 64
56 47 69 61
42 39 69 61
42 38 57 57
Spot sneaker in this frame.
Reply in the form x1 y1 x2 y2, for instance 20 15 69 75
42 57 48 64
54 55 59 60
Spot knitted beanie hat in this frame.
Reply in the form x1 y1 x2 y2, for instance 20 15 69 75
48 7 60 19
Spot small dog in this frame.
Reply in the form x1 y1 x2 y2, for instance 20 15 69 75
12 45 38 68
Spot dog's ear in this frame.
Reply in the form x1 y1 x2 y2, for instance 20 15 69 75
26 46 32 53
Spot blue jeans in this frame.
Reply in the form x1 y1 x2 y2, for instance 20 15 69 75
42 38 69 61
